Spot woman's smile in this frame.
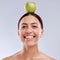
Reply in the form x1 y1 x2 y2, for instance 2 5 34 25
24 35 36 41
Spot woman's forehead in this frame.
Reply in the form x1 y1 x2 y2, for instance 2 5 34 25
20 15 40 24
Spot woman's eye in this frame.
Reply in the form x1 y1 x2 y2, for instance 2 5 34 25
22 26 27 29
32 26 38 28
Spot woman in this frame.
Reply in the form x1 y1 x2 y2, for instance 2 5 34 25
3 13 55 60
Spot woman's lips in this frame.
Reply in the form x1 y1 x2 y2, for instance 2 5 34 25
24 35 35 41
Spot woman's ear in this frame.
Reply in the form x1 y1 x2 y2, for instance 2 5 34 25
41 29 44 38
39 29 44 38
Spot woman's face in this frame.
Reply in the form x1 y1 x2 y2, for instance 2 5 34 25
18 15 44 46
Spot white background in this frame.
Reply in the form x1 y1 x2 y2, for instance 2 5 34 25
0 0 60 60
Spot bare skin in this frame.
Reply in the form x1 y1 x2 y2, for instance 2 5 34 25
3 50 55 60
3 15 55 60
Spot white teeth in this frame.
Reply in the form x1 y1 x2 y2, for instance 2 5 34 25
25 36 33 39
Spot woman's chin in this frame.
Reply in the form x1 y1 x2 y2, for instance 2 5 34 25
24 42 37 47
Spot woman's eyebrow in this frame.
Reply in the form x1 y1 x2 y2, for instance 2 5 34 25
22 23 27 25
31 23 37 25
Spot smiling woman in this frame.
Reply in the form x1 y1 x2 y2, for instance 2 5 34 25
3 13 55 60
18 13 44 47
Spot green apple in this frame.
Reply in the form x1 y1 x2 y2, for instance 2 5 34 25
25 2 37 13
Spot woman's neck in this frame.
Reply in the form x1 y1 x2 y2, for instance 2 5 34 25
23 44 40 57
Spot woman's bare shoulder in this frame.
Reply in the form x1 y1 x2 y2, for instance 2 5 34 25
2 51 22 60
39 52 55 60
2 56 13 60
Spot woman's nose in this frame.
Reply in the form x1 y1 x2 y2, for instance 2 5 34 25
26 27 32 33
